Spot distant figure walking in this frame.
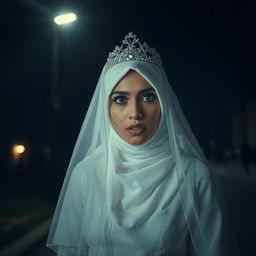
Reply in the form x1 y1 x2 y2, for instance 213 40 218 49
240 141 252 174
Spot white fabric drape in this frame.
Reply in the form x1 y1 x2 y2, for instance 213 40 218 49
47 60 241 256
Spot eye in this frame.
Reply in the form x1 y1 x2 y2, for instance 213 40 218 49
112 96 127 104
141 93 157 102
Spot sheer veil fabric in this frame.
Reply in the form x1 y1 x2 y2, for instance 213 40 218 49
47 52 241 254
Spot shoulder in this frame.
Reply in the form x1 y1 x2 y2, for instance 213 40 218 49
181 152 209 177
193 157 215 196
71 146 105 180
66 146 105 198
181 152 212 188
194 157 211 179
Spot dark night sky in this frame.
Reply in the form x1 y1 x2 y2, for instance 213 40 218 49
1 0 255 153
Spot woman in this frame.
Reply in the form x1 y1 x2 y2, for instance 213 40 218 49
47 32 240 255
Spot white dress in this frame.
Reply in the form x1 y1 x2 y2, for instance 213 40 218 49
53 147 222 256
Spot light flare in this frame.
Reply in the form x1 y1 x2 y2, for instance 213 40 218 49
54 13 77 25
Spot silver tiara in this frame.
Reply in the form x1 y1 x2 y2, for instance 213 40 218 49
105 32 162 70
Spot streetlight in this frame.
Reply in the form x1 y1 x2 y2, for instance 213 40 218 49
54 13 77 25
15 145 25 154
51 12 77 112
12 144 26 158
49 12 76 199
12 144 27 173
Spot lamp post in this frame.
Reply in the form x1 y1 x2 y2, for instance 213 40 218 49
51 13 77 113
49 13 76 199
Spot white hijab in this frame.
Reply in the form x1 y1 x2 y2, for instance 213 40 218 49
47 59 241 255
105 66 171 226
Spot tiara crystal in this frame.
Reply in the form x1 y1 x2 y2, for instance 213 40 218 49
105 32 162 70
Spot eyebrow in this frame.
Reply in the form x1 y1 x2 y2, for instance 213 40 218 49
110 87 156 96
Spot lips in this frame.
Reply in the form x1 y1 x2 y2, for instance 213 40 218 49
127 124 146 135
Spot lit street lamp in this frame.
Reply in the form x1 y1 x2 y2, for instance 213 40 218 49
13 144 26 155
49 12 76 199
11 143 28 175
51 12 77 112
54 13 77 25
12 144 26 161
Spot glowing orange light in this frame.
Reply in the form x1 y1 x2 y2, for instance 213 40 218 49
17 145 25 153
13 144 26 155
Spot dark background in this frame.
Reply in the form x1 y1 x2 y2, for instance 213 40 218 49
0 0 255 254
1 0 255 152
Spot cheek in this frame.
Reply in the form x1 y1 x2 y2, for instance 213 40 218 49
147 105 161 129
150 105 161 120
109 106 124 127
155 109 161 126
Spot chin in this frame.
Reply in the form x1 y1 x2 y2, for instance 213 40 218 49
126 136 148 146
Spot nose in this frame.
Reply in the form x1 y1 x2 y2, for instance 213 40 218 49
128 100 144 120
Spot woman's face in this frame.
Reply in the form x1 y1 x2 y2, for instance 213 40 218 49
109 70 161 145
